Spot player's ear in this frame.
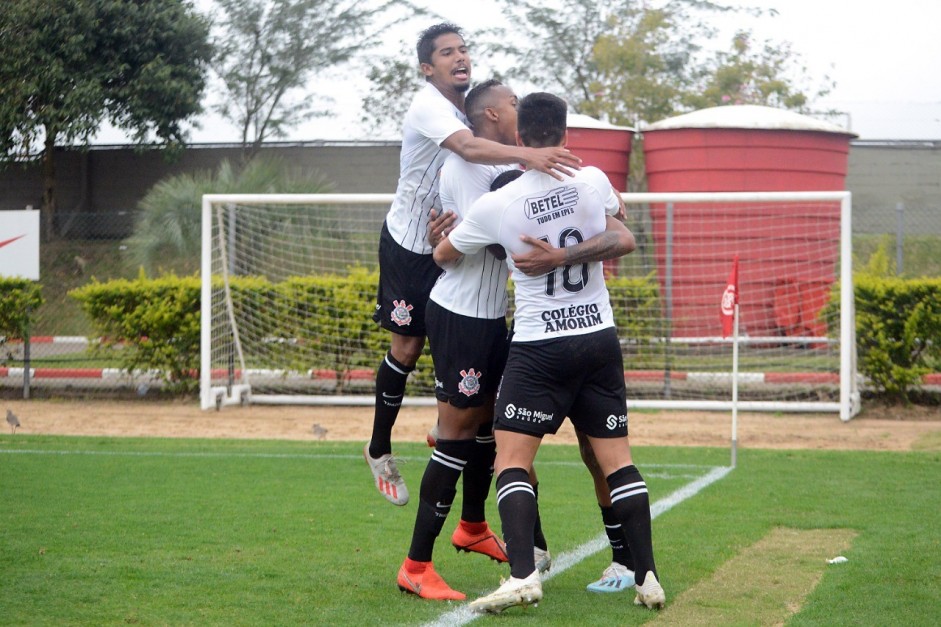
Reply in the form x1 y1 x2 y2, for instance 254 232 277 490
515 131 523 147
562 129 569 148
419 62 434 78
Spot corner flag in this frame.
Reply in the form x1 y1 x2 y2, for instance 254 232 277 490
720 255 739 338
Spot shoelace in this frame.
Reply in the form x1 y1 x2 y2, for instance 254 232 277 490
382 455 405 481
603 564 629 580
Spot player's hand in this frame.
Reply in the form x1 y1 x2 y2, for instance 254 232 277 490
522 147 581 180
427 209 457 247
512 235 565 276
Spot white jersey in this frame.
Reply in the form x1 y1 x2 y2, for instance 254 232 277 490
430 155 514 319
447 166 620 342
384 83 470 254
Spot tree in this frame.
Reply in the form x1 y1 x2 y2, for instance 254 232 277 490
686 30 834 111
486 0 754 127
211 0 423 158
360 50 424 137
490 0 832 127
126 155 331 275
361 0 831 132
581 3 713 126
0 0 212 236
359 0 731 131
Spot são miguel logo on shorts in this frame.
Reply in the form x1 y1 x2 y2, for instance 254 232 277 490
458 368 481 397
606 414 628 430
390 299 414 326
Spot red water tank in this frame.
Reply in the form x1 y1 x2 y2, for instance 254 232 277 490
566 114 635 276
567 113 635 192
642 105 855 339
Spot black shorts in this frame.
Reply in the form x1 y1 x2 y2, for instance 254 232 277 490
372 221 443 337
494 327 628 439
426 299 509 409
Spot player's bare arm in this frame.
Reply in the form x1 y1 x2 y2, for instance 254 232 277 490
432 234 463 267
614 190 627 220
441 129 581 180
512 216 636 277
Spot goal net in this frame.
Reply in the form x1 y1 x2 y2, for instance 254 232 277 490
201 191 859 420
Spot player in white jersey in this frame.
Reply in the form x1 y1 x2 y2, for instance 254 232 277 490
435 92 666 613
365 23 582 507
395 80 517 600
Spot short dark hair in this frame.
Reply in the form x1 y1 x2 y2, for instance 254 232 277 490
464 79 503 129
517 92 567 148
417 23 463 66
490 168 523 191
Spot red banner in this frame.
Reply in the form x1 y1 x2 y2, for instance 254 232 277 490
720 255 739 338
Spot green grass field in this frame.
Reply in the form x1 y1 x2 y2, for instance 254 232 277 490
2 436 940 625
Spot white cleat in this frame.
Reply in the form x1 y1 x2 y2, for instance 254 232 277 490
363 444 409 506
469 570 543 614
633 571 666 609
534 547 552 573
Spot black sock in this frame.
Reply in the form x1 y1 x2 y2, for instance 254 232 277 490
532 482 548 551
495 467 537 578
606 465 657 584
368 351 413 458
407 438 474 562
460 430 495 523
600 504 634 569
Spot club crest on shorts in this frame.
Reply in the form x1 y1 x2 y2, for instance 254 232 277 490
390 299 414 326
458 368 482 397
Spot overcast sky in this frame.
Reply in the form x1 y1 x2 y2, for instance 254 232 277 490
93 0 941 143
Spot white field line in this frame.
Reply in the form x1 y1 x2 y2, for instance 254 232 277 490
424 465 732 627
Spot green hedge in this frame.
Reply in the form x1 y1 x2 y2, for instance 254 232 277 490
69 270 393 394
67 271 664 395
0 278 44 341
269 268 388 390
851 275 941 401
70 273 203 392
57 270 941 402
606 274 663 367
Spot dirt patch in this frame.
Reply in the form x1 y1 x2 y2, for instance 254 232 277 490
655 528 858 626
5 399 940 451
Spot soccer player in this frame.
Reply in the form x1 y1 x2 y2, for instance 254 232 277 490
434 92 666 613
397 81 529 600
364 23 581 506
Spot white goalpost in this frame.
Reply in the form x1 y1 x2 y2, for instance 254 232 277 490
200 191 860 420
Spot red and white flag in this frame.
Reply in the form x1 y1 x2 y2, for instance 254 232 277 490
720 255 739 338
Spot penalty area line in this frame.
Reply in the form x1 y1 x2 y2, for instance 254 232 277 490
423 465 732 627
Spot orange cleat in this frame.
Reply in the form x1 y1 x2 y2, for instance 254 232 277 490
451 521 509 563
397 560 466 601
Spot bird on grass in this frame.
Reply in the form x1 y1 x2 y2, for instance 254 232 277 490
7 409 20 435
